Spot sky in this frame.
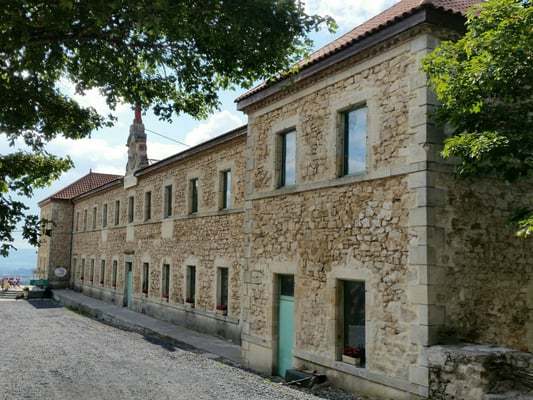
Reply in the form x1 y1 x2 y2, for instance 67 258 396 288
2 0 398 253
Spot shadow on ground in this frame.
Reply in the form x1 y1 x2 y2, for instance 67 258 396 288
26 299 64 309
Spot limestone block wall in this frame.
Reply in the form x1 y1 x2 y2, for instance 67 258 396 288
429 172 533 351
36 202 52 279
70 135 246 341
240 30 438 398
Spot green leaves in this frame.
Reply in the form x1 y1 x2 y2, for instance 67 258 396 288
423 0 533 238
0 0 335 255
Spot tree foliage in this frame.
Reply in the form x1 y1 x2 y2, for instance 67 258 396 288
423 0 533 237
0 1 334 255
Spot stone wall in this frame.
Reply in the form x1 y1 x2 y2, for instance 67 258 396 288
70 134 246 341
429 172 533 351
240 31 436 398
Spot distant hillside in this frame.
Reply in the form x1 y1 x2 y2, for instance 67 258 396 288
0 248 37 276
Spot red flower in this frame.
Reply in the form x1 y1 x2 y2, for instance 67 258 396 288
343 346 363 358
216 304 227 311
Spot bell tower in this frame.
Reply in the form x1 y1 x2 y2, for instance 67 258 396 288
125 104 148 176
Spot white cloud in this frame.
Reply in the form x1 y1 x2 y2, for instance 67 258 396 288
184 111 245 147
305 0 399 30
59 79 129 116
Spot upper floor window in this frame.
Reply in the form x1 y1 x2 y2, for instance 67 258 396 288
342 106 367 176
144 191 152 221
221 170 232 210
128 196 134 223
76 212 80 232
83 209 88 231
92 206 97 229
279 130 296 187
189 178 199 214
102 204 108 228
114 200 120 225
164 185 173 218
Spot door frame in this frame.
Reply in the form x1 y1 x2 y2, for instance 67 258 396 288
273 272 296 378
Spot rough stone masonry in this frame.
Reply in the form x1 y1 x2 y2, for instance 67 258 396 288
37 0 533 398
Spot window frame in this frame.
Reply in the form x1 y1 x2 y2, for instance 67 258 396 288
161 263 170 300
338 279 366 368
278 129 296 187
341 105 368 177
83 209 88 231
90 258 95 284
102 203 108 228
163 185 173 218
100 259 106 286
127 195 134 224
216 267 229 312
144 191 152 221
92 206 97 229
112 260 118 288
220 170 232 210
189 178 199 214
142 262 150 295
114 200 120 226
80 258 85 281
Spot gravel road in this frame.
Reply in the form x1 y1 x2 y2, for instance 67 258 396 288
0 300 363 400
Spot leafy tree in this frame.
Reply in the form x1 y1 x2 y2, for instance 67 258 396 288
0 1 334 255
423 0 533 237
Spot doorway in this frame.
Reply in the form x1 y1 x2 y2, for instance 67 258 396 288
277 274 295 379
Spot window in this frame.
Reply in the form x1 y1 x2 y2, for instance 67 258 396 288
340 280 366 367
72 258 77 281
100 260 106 286
102 204 108 227
92 206 97 229
128 196 134 223
81 259 85 281
144 191 152 221
217 267 229 313
112 260 118 288
186 265 196 305
90 259 95 284
114 200 120 225
83 209 88 231
221 170 232 210
279 274 294 297
161 264 170 300
164 185 173 218
189 179 199 214
342 106 367 176
279 130 296 187
76 212 80 232
142 262 149 294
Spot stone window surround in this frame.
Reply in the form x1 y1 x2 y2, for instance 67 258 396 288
186 171 201 215
114 199 121 226
102 203 108 228
214 257 234 315
182 256 199 306
269 116 300 192
140 255 152 298
75 211 80 232
111 256 119 289
161 179 174 219
83 208 88 231
160 259 172 302
143 188 153 222
127 192 135 224
216 160 236 211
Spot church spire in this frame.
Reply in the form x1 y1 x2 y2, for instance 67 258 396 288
125 103 148 176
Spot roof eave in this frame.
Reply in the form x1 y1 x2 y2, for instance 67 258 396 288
236 6 466 111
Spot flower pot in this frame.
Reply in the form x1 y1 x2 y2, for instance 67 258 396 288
342 354 361 367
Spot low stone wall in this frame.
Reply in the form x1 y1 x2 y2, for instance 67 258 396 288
428 344 533 399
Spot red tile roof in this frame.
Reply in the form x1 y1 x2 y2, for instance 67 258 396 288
236 0 481 103
40 172 122 204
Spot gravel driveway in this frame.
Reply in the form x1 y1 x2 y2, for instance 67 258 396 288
0 300 360 400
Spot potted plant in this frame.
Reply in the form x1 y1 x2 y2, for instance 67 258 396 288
216 304 227 316
22 287 30 300
342 346 364 367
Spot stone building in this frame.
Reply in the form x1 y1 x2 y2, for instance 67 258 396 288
37 0 533 398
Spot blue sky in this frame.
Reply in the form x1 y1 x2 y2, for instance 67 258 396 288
2 0 398 252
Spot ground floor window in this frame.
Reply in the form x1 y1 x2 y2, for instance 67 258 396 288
186 265 196 305
216 267 229 314
112 260 117 288
90 259 95 284
81 259 85 281
100 260 105 286
340 280 366 368
161 264 170 300
142 263 149 295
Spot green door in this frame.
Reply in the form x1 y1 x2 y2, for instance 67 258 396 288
277 275 295 379
125 262 133 307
